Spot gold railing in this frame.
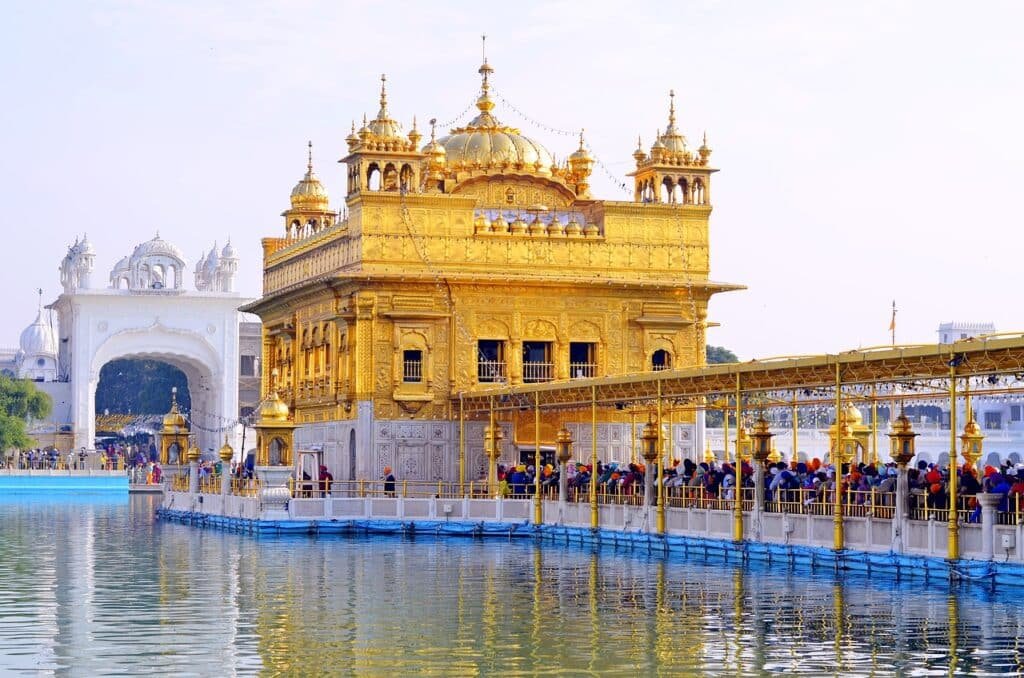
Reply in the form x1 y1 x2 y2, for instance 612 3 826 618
198 474 221 495
908 493 975 523
171 474 189 492
323 480 495 499
228 478 261 497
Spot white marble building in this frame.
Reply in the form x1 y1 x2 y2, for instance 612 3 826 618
28 234 249 455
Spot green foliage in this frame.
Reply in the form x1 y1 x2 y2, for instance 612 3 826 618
0 375 52 450
706 345 739 364
704 346 737 426
95 359 190 415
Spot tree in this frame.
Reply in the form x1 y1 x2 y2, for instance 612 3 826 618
704 346 738 426
706 345 739 364
0 374 52 451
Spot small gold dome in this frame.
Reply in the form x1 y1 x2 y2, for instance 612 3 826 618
290 143 330 211
962 418 982 437
219 436 234 462
844 403 863 426
162 388 188 432
259 390 290 423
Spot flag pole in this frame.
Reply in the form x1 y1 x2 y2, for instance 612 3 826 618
889 300 897 347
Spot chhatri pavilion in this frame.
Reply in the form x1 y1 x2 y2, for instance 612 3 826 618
244 56 740 483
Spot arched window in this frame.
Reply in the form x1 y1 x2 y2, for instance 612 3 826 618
383 163 398 191
399 164 414 192
651 349 672 371
662 177 675 204
367 163 381 191
676 178 688 204
693 179 706 205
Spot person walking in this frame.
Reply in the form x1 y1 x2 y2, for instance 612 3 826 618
383 466 396 497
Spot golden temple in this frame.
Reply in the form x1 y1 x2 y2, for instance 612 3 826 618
244 55 741 482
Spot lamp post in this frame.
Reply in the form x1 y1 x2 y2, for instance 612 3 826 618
960 413 984 472
640 414 662 534
733 422 751 542
219 436 234 496
555 426 573 505
832 421 858 551
887 410 918 552
750 416 773 502
484 421 504 499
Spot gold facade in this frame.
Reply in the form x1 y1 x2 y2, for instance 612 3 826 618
244 57 740 469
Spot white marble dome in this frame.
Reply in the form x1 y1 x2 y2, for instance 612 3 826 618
19 310 57 357
130 234 186 264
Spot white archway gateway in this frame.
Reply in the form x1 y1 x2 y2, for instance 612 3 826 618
50 234 246 457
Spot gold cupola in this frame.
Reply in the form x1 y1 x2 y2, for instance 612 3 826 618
162 386 187 433
435 57 555 176
289 141 330 212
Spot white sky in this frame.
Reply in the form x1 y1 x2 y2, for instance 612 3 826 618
1 1 1021 360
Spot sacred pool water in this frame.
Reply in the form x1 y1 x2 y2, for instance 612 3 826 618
1 494 1022 675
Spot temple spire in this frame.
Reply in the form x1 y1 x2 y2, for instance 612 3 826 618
306 140 313 174
478 34 494 93
377 73 389 118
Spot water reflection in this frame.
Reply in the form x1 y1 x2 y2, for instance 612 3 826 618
1 496 1024 674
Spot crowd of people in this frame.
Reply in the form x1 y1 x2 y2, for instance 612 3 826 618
487 456 1024 519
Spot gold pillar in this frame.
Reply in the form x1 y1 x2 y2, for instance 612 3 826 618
723 396 730 469
733 373 743 542
656 379 665 534
833 363 844 551
534 393 542 525
590 385 598 529
870 385 878 465
948 364 959 560
459 394 465 489
630 410 637 464
487 396 498 497
792 396 798 463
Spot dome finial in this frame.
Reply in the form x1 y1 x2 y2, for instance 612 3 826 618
36 287 43 314
306 140 313 174
668 89 676 128
429 117 437 143
478 34 494 94
578 129 586 151
377 73 389 118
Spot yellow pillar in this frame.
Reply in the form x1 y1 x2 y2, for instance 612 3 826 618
656 379 665 534
833 363 844 551
590 385 599 529
487 396 498 498
948 364 959 560
733 373 743 542
459 394 465 490
534 393 542 525
792 397 798 464
870 385 878 465
723 397 730 470
630 410 637 464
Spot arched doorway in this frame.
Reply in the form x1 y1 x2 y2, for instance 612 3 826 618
82 326 234 460
94 358 191 464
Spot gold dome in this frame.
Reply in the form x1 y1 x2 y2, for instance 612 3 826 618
219 436 234 462
259 390 291 423
436 59 555 175
367 74 404 139
290 142 330 211
162 388 188 432
843 403 863 426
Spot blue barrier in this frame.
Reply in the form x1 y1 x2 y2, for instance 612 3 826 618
0 474 127 494
155 507 1024 589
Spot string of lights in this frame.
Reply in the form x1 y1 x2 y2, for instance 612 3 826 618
489 87 632 197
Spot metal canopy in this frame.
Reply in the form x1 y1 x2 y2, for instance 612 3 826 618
455 333 1024 415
